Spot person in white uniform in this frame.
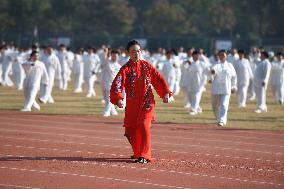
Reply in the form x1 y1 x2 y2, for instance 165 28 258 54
270 52 284 104
254 51 271 113
248 48 260 101
12 49 27 90
234 50 253 108
72 48 84 93
210 50 237 126
98 49 121 117
21 51 49 112
162 50 177 93
83 46 100 97
57 44 69 90
1 46 14 87
39 46 61 104
186 51 208 115
180 47 194 108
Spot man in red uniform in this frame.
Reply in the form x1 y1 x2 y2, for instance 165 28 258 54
110 40 172 163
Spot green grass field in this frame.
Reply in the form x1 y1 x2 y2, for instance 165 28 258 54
0 79 283 131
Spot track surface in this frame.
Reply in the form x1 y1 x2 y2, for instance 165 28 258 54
0 111 283 189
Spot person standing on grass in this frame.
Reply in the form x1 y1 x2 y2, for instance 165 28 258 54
209 50 237 127
233 50 253 108
254 51 271 113
110 40 172 164
39 46 61 104
186 50 208 116
83 46 100 97
21 51 49 112
98 48 121 117
72 48 84 93
271 52 284 105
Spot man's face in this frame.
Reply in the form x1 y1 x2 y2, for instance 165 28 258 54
193 54 199 61
238 53 244 59
47 48 52 55
128 45 141 62
111 53 118 62
31 53 39 61
218 52 227 62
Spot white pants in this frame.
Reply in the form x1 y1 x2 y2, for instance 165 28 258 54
237 85 249 107
103 89 116 114
23 86 39 110
248 79 255 99
84 76 96 96
272 83 284 103
40 82 54 103
188 90 203 112
255 86 267 111
60 71 68 90
181 86 190 107
211 94 231 124
167 76 176 94
1 63 13 87
14 71 25 90
74 74 83 91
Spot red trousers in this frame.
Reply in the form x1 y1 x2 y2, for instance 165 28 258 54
124 117 152 160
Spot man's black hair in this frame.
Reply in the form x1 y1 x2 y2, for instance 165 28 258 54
126 40 141 51
238 49 245 54
192 50 200 55
111 50 120 54
261 51 269 58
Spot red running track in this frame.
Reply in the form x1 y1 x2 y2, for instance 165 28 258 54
0 111 283 189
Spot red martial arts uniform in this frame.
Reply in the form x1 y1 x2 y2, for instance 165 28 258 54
110 59 171 161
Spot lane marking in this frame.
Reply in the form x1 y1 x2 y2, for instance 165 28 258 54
0 166 191 189
0 131 281 164
0 127 282 156
2 120 284 149
1 116 284 143
0 183 40 189
0 157 282 187
1 141 283 174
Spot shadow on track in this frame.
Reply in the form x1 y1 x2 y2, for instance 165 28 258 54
0 156 134 163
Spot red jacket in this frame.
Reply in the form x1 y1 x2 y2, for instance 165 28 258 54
110 59 171 128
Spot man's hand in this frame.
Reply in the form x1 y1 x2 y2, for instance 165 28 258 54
163 93 174 103
117 99 124 108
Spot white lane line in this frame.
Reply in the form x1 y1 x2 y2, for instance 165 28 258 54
0 127 282 156
1 141 283 174
2 121 284 149
0 166 190 189
0 157 282 187
2 116 284 143
0 183 40 189
0 132 281 164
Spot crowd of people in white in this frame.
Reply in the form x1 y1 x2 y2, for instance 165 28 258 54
0 42 283 126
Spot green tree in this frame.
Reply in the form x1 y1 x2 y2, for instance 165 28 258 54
143 0 195 35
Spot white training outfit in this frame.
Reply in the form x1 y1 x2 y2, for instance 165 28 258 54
40 53 61 103
99 57 121 116
210 61 237 125
233 58 253 107
271 59 284 103
21 60 49 111
254 59 271 112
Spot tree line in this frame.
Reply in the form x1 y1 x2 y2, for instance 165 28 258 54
0 0 283 47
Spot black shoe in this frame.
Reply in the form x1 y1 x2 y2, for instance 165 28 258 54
135 157 150 164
